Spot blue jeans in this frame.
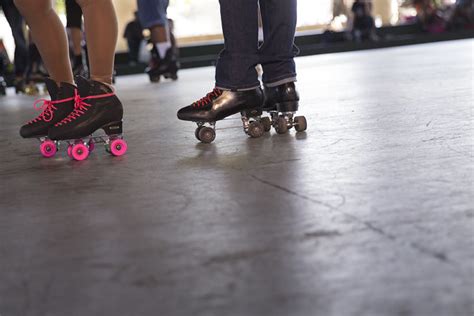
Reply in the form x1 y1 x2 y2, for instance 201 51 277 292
216 0 298 90
137 0 169 29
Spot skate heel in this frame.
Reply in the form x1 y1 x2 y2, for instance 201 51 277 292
276 101 299 113
102 121 123 136
241 107 263 118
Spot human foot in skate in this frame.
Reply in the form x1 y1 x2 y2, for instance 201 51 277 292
262 82 307 134
146 47 179 83
20 78 76 158
48 76 127 161
177 87 266 143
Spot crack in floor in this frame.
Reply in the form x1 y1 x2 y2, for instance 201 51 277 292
249 174 458 268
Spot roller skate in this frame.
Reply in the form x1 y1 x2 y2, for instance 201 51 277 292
0 76 6 96
24 82 41 96
73 62 89 78
146 46 179 83
14 78 26 95
48 76 127 161
177 87 266 143
262 82 307 134
20 78 76 158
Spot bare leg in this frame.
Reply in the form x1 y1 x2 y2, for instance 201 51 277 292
14 0 73 85
150 24 168 44
150 23 171 60
75 0 118 84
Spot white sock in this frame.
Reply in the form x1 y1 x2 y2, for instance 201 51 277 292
156 42 172 59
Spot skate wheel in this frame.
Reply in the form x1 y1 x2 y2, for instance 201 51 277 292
88 139 95 152
110 139 128 157
164 73 178 80
195 126 204 141
247 121 264 138
275 117 288 134
198 127 216 144
150 75 160 83
67 145 73 158
294 116 307 132
261 117 272 132
40 140 57 158
71 143 89 161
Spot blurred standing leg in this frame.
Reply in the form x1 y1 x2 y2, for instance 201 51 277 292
1 0 28 81
65 0 86 76
137 0 179 82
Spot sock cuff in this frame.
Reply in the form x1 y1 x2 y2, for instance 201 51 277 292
155 42 172 59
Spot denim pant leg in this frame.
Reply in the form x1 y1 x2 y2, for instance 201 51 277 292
1 0 28 76
215 0 260 91
137 0 169 28
258 0 298 86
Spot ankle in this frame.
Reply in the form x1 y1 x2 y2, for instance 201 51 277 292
90 76 114 88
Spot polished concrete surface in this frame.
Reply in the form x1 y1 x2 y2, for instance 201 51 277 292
0 39 473 316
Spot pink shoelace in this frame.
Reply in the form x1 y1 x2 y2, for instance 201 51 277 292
55 89 115 127
27 99 62 124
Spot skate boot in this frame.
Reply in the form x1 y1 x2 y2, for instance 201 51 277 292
73 63 89 78
19 78 76 158
14 78 26 95
177 87 265 143
48 76 127 161
146 46 179 83
72 55 89 78
0 76 6 96
262 82 307 134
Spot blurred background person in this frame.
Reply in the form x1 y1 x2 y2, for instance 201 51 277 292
0 0 27 92
65 0 87 76
0 39 9 95
447 0 474 30
351 0 377 42
137 0 179 83
413 0 447 33
22 30 48 95
123 10 143 65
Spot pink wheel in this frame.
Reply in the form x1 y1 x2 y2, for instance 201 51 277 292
109 139 128 157
40 140 57 158
88 139 95 152
67 145 73 158
71 143 89 161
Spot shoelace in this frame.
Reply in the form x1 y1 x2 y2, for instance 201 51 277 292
193 88 222 108
55 89 115 127
28 99 62 124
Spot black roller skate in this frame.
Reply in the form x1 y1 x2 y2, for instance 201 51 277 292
146 46 179 83
177 87 266 143
47 76 127 161
20 78 76 158
73 62 89 78
262 82 307 134
0 76 6 96
14 78 26 95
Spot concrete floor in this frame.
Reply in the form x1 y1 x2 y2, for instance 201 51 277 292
0 39 473 316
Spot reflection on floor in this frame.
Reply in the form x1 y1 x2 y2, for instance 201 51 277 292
0 39 472 316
